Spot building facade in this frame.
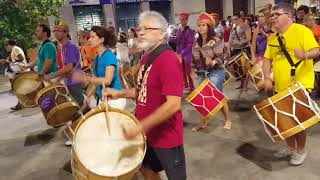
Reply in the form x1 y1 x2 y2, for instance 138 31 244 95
54 0 318 45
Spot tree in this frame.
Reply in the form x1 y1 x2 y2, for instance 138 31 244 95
0 0 64 58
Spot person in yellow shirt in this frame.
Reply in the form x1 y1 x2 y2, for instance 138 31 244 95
263 3 320 166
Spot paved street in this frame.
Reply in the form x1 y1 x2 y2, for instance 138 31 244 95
1 74 320 180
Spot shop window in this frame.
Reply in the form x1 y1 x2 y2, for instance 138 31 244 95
73 5 104 31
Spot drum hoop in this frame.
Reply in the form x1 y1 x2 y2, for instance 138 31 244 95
255 83 302 111
272 116 319 142
186 78 210 102
46 102 79 122
11 71 43 93
203 98 228 122
35 83 67 103
225 52 243 66
72 104 147 178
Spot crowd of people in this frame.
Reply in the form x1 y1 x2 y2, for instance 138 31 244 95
1 2 320 180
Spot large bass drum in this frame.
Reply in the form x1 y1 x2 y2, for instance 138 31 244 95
72 104 146 180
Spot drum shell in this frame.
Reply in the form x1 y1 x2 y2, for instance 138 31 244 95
186 78 227 122
12 71 44 107
35 84 79 127
71 105 146 180
225 51 252 80
254 83 320 142
248 62 264 91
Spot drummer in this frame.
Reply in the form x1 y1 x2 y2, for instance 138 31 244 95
227 13 252 89
263 3 320 165
104 11 186 180
1 40 28 111
73 26 126 110
191 12 232 131
25 24 58 82
176 12 195 93
78 30 96 70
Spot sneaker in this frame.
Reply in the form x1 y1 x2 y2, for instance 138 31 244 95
289 151 307 166
273 149 294 158
10 104 23 111
65 140 72 146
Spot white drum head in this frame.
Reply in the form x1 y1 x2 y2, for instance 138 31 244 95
74 111 145 177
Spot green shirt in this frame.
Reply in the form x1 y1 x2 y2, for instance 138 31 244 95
37 41 58 74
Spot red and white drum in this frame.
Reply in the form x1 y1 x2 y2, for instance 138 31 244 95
254 82 320 142
186 78 227 122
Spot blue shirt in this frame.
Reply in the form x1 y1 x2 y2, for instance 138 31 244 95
37 41 58 74
93 49 122 100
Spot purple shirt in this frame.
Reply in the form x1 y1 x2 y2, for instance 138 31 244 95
62 41 81 86
256 30 273 57
176 26 195 64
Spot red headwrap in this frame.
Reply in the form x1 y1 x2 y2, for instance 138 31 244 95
179 12 190 20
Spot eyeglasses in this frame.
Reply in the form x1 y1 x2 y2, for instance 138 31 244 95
270 12 288 18
231 18 239 21
135 27 161 32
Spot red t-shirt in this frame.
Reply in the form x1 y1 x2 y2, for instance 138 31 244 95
136 50 184 148
57 47 64 70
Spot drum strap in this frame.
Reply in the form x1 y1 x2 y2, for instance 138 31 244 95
136 44 172 97
277 33 302 78
234 27 240 41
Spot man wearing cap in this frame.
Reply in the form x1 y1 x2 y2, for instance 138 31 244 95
46 22 84 106
45 22 85 145
176 12 195 92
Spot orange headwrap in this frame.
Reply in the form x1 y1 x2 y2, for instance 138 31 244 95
198 12 215 27
211 13 220 23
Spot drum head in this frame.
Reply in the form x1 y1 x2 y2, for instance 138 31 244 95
12 71 42 95
74 107 145 177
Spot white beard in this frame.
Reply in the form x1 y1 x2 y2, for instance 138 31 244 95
137 40 156 51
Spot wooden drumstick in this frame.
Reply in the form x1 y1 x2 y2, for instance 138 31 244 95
102 83 111 136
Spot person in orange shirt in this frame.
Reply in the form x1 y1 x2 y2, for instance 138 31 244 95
304 14 320 45
304 14 320 99
78 30 97 69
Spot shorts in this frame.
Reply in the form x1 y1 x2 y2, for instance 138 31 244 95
196 67 225 92
142 144 186 180
68 83 84 107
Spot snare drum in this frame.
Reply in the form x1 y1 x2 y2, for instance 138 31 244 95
12 71 44 107
72 104 146 180
35 83 79 127
254 82 320 142
186 78 227 122
225 51 252 80
123 64 139 88
248 62 264 91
